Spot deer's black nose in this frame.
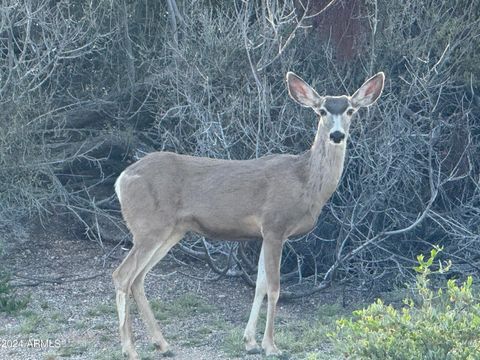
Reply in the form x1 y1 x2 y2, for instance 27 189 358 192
329 131 345 144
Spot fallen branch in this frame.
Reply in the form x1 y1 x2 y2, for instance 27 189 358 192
11 272 104 287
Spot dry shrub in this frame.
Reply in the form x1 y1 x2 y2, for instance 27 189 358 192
0 0 478 294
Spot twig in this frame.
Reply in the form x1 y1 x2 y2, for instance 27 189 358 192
11 272 104 287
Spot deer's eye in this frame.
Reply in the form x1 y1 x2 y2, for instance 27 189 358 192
346 109 355 116
319 109 327 116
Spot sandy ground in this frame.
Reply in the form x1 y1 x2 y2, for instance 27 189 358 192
0 220 340 360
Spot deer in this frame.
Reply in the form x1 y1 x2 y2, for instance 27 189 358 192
112 71 385 359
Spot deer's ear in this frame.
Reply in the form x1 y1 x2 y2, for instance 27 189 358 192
286 72 322 108
351 72 385 108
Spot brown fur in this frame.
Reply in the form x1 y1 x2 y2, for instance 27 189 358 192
112 71 384 359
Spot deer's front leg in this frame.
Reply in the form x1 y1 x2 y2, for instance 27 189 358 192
244 245 266 353
261 235 284 356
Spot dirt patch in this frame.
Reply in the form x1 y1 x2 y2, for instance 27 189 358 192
0 221 341 360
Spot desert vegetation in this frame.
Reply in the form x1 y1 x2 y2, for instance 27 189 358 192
0 0 479 358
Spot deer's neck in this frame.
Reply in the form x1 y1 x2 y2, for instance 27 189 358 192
304 126 346 215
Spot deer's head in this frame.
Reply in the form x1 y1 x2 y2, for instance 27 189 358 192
286 72 385 145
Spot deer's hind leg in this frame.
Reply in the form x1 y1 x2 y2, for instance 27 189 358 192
112 227 176 360
130 231 184 354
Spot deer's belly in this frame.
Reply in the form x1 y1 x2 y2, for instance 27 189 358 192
187 214 262 241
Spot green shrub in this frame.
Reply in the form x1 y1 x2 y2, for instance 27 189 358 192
332 247 480 360
0 273 29 314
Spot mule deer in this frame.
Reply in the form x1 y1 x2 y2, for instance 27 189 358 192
112 71 384 358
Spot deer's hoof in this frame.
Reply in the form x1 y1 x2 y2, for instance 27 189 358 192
267 352 290 360
263 343 282 357
246 346 262 355
160 350 175 357
153 341 172 355
122 351 140 360
244 335 261 354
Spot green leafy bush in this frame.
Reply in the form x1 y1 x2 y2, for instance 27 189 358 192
333 247 480 360
0 273 29 314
